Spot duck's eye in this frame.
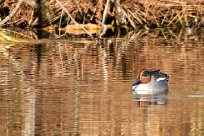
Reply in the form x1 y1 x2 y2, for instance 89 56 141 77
142 71 151 77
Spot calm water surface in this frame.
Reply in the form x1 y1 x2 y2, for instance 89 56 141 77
1 35 204 136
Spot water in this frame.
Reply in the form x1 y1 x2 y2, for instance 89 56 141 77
0 35 204 136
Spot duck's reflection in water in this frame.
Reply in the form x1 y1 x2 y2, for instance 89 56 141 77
134 93 168 106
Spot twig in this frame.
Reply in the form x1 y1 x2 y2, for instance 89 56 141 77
0 0 24 26
99 0 110 38
73 0 82 13
58 10 64 36
167 11 180 26
102 0 110 24
99 24 108 38
121 8 136 29
128 9 143 25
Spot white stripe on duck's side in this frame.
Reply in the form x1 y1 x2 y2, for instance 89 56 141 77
132 69 169 95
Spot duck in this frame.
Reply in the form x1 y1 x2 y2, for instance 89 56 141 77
132 69 169 95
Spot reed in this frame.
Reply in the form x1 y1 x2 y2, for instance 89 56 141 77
0 0 203 35
122 0 204 29
53 0 204 32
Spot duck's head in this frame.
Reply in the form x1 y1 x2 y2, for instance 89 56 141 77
137 69 151 84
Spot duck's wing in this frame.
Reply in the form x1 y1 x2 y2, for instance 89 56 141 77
150 70 160 75
151 70 169 82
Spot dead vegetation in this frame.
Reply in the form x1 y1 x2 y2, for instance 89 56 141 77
0 0 204 37
126 0 204 28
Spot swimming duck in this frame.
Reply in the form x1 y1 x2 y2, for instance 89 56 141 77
132 69 169 95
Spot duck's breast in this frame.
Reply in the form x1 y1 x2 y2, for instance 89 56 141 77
132 83 154 94
132 80 168 95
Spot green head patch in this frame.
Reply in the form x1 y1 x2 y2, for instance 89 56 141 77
142 71 151 77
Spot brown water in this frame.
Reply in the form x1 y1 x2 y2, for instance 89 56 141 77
1 35 204 136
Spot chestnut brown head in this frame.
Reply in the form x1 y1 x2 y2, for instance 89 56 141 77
137 69 151 84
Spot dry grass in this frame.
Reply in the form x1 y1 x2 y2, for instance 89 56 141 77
0 0 203 37
122 0 204 28
51 0 204 33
